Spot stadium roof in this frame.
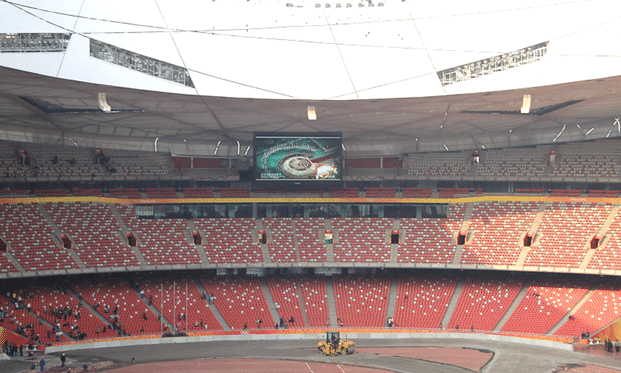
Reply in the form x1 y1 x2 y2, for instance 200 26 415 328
1 65 621 156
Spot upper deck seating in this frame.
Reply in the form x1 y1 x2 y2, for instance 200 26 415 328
524 203 612 268
332 218 393 263
44 202 139 268
193 218 263 264
263 218 297 263
0 204 78 272
117 205 201 266
295 218 327 263
462 201 539 266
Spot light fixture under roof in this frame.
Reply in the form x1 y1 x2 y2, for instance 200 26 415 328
520 94 531 114
98 92 111 112
307 106 317 121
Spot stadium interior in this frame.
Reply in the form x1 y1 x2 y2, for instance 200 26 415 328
3 1 621 371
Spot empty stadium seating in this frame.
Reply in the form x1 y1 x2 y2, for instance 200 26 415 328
0 253 18 274
332 218 393 263
500 280 590 335
462 201 539 266
329 188 360 198
587 210 621 271
263 218 297 263
407 152 471 177
117 205 201 266
550 154 621 179
447 278 523 331
332 276 391 328
0 204 78 272
398 204 465 264
71 188 104 196
365 188 397 198
219 187 251 198
401 187 433 198
108 188 142 199
295 218 328 263
475 148 547 177
3 139 621 182
554 284 621 338
145 187 177 198
193 218 263 263
524 203 612 268
298 277 330 327
181 187 214 198
44 202 140 268
105 150 170 176
393 276 457 329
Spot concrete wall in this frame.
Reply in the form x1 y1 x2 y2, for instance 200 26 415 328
45 331 574 354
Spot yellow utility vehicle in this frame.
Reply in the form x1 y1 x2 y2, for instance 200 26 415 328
317 331 356 356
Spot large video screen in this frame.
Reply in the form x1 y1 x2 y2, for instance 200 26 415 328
253 132 343 182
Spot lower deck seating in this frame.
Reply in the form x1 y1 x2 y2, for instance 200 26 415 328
72 281 163 336
554 284 621 338
297 277 330 327
138 278 222 332
16 285 116 340
200 277 273 330
332 276 391 328
447 278 524 331
393 276 458 329
1 293 61 344
266 278 306 328
500 280 590 335
4 273 621 345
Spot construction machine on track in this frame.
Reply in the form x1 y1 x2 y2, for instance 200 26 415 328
317 331 356 356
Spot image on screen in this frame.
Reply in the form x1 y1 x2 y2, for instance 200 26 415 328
253 132 342 182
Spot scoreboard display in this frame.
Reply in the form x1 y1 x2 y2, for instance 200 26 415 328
253 132 343 183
